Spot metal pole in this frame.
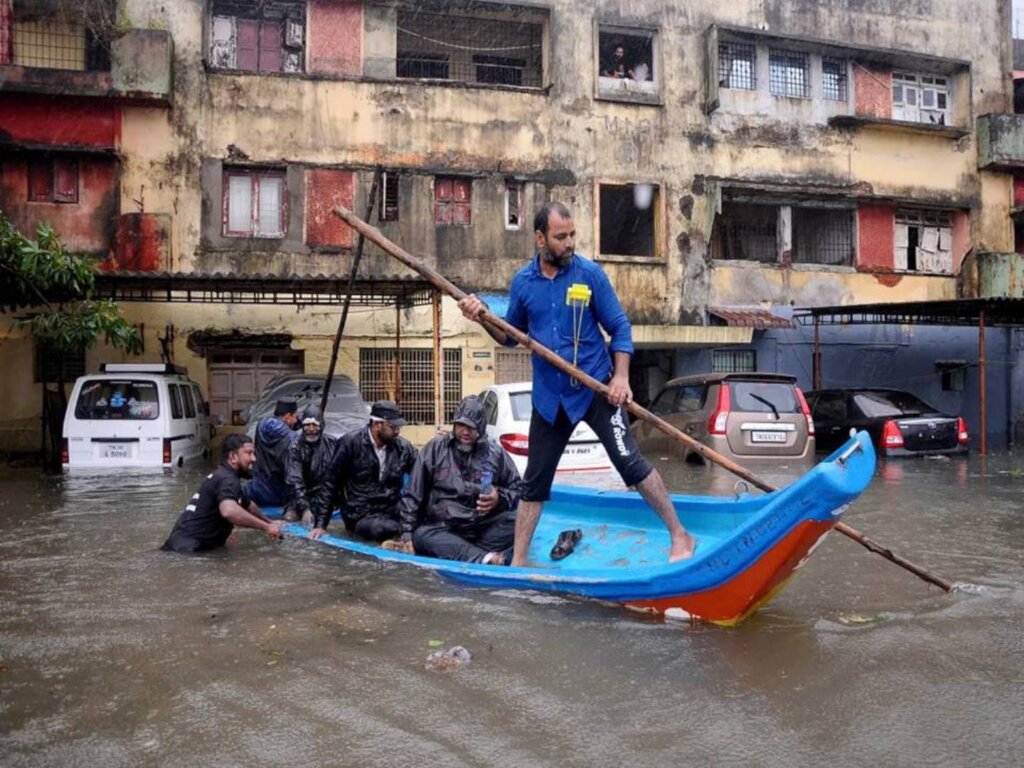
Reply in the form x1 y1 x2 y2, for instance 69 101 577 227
980 309 987 456
433 291 443 428
395 301 402 404
813 316 821 390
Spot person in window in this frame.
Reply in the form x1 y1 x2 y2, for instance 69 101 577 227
458 201 696 567
326 401 418 543
247 399 300 511
161 433 283 553
394 396 521 565
286 405 338 534
603 44 629 78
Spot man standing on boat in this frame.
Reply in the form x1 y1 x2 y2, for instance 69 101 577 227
161 433 283 553
458 201 695 567
327 401 418 542
395 395 522 564
247 398 300 512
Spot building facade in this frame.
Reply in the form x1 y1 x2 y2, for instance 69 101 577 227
1 0 1022 450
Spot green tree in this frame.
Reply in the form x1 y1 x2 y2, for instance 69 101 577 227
1 212 141 469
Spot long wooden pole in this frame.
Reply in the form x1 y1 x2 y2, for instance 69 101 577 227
333 206 954 593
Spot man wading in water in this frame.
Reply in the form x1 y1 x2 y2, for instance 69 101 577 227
459 201 695 567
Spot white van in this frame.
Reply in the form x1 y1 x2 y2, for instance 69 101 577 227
63 363 212 469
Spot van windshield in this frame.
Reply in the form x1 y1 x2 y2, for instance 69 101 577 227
729 381 800 414
74 379 160 420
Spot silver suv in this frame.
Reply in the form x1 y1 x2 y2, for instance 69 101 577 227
632 373 815 464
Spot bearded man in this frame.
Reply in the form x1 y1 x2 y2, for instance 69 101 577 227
285 405 338 536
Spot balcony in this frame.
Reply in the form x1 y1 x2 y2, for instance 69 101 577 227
959 251 1024 299
976 114 1024 172
0 29 173 105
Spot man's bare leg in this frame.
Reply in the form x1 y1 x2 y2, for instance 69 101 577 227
511 499 543 567
635 469 695 562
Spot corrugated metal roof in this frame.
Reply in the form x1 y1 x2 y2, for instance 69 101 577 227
794 297 1024 327
709 307 794 329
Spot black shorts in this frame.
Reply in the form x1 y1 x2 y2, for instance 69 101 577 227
521 395 653 502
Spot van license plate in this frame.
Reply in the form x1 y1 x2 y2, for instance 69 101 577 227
103 444 130 459
751 431 787 443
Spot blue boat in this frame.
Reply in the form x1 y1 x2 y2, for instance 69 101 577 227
276 432 876 625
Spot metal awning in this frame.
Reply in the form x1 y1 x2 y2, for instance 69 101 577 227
794 297 1024 327
92 271 435 308
709 307 794 329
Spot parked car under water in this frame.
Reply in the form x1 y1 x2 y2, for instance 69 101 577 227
806 388 969 457
632 373 815 465
245 374 371 439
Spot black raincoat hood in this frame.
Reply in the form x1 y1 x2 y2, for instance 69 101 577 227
451 396 487 441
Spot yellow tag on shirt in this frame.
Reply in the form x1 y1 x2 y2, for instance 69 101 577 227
566 283 592 306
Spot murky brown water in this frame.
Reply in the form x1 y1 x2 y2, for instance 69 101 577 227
1 453 1021 767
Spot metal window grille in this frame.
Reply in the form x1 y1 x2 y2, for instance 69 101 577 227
822 57 847 101
495 348 532 384
359 348 462 424
719 42 756 90
396 10 544 88
35 343 86 383
769 49 809 98
896 210 952 228
792 208 855 266
718 203 778 263
12 17 86 71
378 172 400 222
712 350 756 374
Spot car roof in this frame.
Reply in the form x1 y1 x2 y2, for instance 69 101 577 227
482 382 533 394
662 372 798 388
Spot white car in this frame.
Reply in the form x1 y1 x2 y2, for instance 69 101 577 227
479 382 612 476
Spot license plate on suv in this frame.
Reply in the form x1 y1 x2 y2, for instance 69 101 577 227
103 444 131 459
751 431 787 444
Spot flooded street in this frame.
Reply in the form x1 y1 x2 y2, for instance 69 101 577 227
1 455 1021 767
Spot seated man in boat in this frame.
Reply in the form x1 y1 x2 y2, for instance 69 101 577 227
327 401 418 542
247 398 300 512
395 396 522 565
161 433 283 553
285 405 338 534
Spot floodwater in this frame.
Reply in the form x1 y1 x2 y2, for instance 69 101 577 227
1 453 1021 767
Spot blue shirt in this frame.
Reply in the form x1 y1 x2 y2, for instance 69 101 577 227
504 253 634 425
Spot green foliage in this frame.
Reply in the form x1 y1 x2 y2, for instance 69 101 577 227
1 211 141 358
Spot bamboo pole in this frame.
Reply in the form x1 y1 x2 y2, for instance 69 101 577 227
332 205 954 593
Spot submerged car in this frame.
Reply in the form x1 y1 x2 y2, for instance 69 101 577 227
632 373 815 464
807 388 969 457
479 382 612 475
245 374 370 439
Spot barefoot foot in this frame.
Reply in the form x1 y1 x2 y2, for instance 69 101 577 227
668 531 696 562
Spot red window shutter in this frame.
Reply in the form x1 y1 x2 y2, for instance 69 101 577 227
434 202 452 225
236 19 258 71
453 179 471 203
453 203 471 226
435 178 453 202
259 22 282 73
27 158 52 202
53 157 79 203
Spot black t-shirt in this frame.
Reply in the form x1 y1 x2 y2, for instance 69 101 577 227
161 464 250 553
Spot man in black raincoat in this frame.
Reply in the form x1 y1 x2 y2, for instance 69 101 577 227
328 401 418 542
397 395 522 564
286 405 337 536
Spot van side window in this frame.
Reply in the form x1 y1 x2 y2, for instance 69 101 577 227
181 385 197 418
169 384 184 419
192 385 206 416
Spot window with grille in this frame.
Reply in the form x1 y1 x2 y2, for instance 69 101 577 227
712 350 756 374
378 172 400 222
822 57 847 101
209 0 305 74
719 42 756 90
792 208 855 266
505 182 524 230
396 9 544 88
769 49 809 99
11 17 87 71
35 343 86 383
359 348 462 424
495 348 532 384
892 72 949 125
434 177 472 226
716 203 778 262
27 155 79 204
223 167 287 237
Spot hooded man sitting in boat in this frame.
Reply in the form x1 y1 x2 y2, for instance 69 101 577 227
286 405 337 536
394 396 522 565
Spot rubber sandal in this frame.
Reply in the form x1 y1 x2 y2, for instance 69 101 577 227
550 529 583 561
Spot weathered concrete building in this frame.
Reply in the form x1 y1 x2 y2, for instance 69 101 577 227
3 0 1023 449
